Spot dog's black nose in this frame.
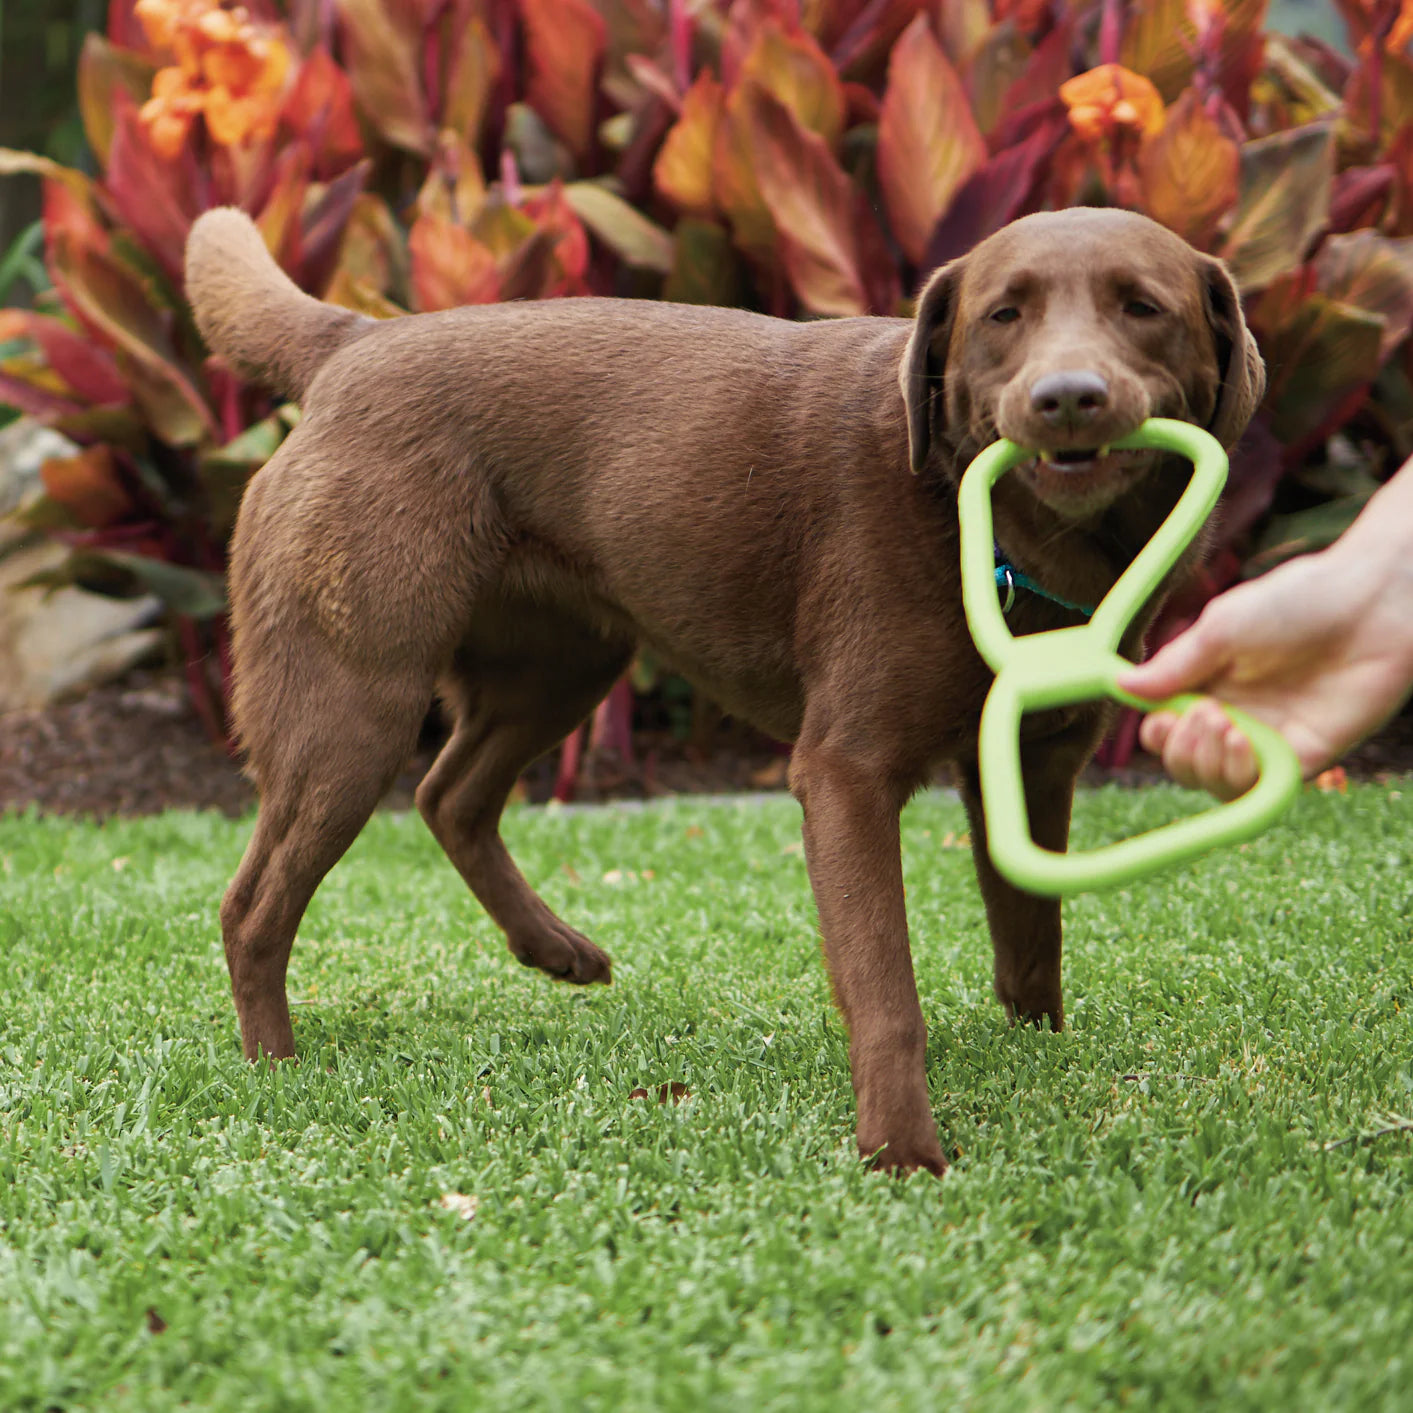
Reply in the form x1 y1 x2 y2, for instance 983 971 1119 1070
1030 370 1109 427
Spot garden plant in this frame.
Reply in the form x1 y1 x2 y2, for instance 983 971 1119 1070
4 0 1413 786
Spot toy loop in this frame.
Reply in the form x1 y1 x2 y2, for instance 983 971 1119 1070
957 419 1302 896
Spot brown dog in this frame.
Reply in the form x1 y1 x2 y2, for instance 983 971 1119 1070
185 205 1263 1176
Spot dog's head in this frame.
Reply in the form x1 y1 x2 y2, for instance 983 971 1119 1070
899 207 1264 521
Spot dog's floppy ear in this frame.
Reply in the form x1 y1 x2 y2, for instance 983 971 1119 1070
1200 255 1266 449
899 259 965 473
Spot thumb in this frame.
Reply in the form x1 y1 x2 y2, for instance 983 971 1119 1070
1118 615 1231 700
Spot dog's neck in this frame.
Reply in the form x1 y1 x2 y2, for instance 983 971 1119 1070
930 444 1200 623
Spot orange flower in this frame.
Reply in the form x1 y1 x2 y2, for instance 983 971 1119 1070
1060 64 1166 144
1392 1 1413 54
136 0 291 159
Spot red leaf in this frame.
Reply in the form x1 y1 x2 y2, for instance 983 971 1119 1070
523 181 591 292
105 98 203 279
1329 163 1396 233
5 157 114 260
0 370 90 425
5 312 131 406
520 0 607 162
997 16 1073 130
40 446 136 529
743 85 871 315
299 161 374 294
106 0 150 53
1137 87 1240 250
255 146 313 275
408 211 500 310
829 0 924 82
49 234 219 446
1258 292 1383 450
626 54 683 114
853 189 901 315
1218 417 1285 543
923 107 1065 268
842 81 880 125
282 46 365 179
877 14 986 266
811 0 870 53
713 85 778 267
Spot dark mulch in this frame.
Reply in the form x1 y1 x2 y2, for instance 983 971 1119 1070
1 666 1409 820
0 668 791 819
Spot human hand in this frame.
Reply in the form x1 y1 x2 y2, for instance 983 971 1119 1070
1117 540 1413 800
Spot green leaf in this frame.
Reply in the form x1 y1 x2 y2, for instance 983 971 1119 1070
202 405 302 471
77 34 156 168
20 549 228 618
332 0 431 155
1251 495 1374 570
663 220 743 307
1260 294 1384 446
100 552 226 618
1220 124 1334 293
563 182 675 273
200 405 301 536
1314 230 1413 363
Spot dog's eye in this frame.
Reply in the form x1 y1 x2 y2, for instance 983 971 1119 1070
1124 298 1162 318
989 306 1021 325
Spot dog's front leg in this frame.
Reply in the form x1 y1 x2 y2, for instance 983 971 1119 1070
958 734 1093 1029
790 743 945 1177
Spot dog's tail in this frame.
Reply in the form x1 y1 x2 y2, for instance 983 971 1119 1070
185 207 371 402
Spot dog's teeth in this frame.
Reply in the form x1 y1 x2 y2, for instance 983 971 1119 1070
1099 444 1110 458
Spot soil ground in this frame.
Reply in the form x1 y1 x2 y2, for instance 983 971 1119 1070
2 665 1409 819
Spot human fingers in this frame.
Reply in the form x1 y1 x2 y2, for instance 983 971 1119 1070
1157 698 1240 798
1137 709 1178 757
1118 612 1232 700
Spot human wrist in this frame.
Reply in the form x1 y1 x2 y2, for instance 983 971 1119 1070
1325 479 1413 591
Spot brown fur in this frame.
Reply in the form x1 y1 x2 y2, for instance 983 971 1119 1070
186 206 1263 1176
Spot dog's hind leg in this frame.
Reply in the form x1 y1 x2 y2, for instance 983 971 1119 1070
416 608 632 983
221 650 433 1061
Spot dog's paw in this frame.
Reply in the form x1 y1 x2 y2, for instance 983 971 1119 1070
1000 995 1064 1031
508 920 612 985
858 1129 949 1178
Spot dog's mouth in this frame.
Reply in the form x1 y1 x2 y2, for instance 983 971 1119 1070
1016 444 1154 514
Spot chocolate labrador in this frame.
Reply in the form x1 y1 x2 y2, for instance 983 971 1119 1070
185 205 1263 1175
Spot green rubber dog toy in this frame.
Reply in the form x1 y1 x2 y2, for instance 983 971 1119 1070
958 418 1301 897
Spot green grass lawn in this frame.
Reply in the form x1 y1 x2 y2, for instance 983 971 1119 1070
1 783 1411 1411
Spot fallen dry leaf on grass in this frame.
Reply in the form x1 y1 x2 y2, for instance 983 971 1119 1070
439 1192 479 1220
1315 766 1348 794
